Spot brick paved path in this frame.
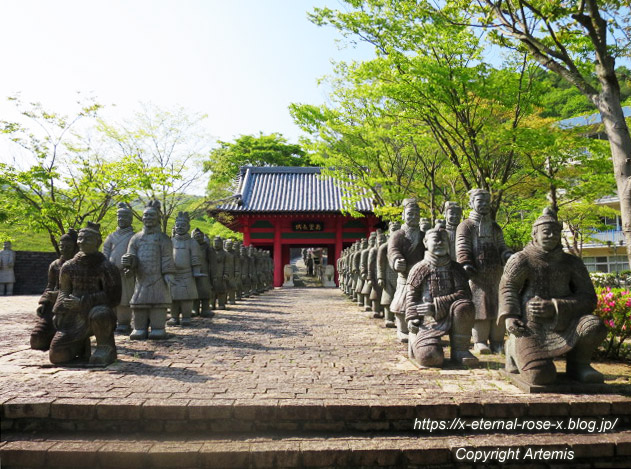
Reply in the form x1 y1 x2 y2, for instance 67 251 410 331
0 289 629 408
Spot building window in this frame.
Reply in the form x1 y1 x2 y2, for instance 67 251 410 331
582 255 629 273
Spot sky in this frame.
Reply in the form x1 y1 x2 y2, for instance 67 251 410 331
0 0 373 176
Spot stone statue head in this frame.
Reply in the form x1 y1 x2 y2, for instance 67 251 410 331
532 207 562 252
368 231 377 247
225 239 234 251
3 241 11 250
389 221 401 233
240 244 247 255
360 238 368 249
142 200 161 229
59 229 79 259
78 222 102 254
174 212 190 236
468 189 491 216
401 198 420 227
116 202 133 229
423 224 449 257
443 201 462 227
192 228 205 244
419 217 431 232
248 245 255 255
214 236 224 250
376 229 386 245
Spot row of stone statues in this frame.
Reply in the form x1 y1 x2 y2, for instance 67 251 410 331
0 241 15 295
338 190 607 387
29 201 274 366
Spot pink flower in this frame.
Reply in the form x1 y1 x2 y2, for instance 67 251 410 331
603 307 611 313
625 299 631 308
608 319 615 327
623 291 629 295
606 286 611 292
609 301 616 307
623 324 627 331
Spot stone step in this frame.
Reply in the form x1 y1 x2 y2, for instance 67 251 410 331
2 430 630 468
3 398 630 434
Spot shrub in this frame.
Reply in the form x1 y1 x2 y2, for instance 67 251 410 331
594 287 631 361
590 272 631 288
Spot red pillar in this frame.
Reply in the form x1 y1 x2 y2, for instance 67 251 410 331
273 218 283 287
243 216 251 245
334 216 343 286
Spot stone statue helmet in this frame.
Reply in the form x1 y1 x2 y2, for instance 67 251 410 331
116 202 133 229
59 229 79 259
77 222 102 254
174 212 190 236
531 207 562 252
192 227 204 244
443 201 462 227
422 225 449 257
401 198 420 227
142 200 161 229
468 189 491 216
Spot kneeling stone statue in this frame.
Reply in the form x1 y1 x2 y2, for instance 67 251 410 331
405 224 478 368
499 208 607 385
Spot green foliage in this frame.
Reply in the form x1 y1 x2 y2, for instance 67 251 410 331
595 287 631 361
203 133 309 201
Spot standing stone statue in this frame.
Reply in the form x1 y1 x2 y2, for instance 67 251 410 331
168 212 201 327
102 203 136 334
224 239 237 304
499 208 607 385
122 200 176 340
405 224 478 368
247 245 258 295
234 242 244 300
192 228 214 318
211 236 228 309
31 230 78 351
456 189 513 354
368 230 385 317
50 222 121 365
378 221 401 328
360 232 377 311
240 244 251 298
354 238 368 307
388 199 425 342
443 201 462 261
0 241 16 296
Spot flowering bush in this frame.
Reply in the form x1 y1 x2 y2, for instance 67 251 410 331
590 272 631 288
594 287 631 360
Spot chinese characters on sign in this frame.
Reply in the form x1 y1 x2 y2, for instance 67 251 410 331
292 221 325 232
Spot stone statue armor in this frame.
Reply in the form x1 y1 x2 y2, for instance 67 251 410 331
353 239 366 303
247 246 257 295
233 242 243 300
360 233 376 310
31 231 78 351
388 199 425 342
168 212 201 326
50 222 121 365
0 241 16 295
224 240 237 304
192 228 214 318
102 202 136 334
378 221 400 328
443 201 462 261
367 231 384 317
499 208 607 385
404 226 478 368
456 189 513 354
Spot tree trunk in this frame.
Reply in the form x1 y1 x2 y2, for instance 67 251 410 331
594 94 631 270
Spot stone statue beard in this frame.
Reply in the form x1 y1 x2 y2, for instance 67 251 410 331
143 224 160 234
424 249 451 267
402 224 421 250
469 210 493 238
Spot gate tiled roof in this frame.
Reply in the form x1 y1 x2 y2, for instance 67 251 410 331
213 166 373 213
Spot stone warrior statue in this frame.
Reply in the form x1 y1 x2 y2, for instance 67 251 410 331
0 241 16 295
31 230 78 351
192 228 214 318
442 201 462 261
50 222 121 365
102 202 136 334
211 236 228 308
168 212 202 326
240 243 251 298
456 189 513 354
360 232 377 311
388 198 425 342
224 239 237 304
405 224 478 367
122 200 176 340
378 221 400 328
367 230 385 317
499 208 607 385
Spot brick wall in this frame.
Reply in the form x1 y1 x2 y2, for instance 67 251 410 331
13 251 58 295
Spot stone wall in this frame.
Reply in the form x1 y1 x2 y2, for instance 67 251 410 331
13 251 57 295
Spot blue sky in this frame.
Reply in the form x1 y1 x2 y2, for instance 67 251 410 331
0 0 373 145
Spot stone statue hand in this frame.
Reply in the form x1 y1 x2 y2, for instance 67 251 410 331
163 274 175 286
36 303 46 317
394 259 406 272
463 264 477 277
62 294 81 311
377 279 385 288
506 317 529 337
361 273 367 280
408 319 421 334
416 302 435 317
526 296 555 319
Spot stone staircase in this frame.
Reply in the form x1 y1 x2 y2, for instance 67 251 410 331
2 398 631 468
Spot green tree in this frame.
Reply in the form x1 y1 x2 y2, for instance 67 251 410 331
203 133 308 201
0 96 143 253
